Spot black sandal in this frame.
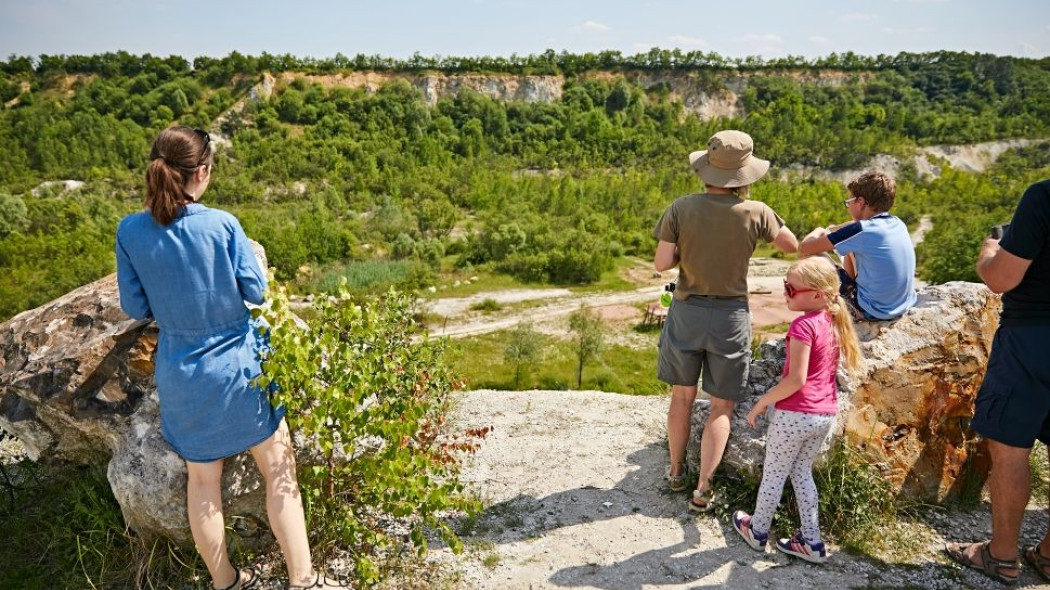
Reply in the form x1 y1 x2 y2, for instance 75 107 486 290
217 566 260 590
1025 544 1050 582
287 572 348 590
945 541 1019 585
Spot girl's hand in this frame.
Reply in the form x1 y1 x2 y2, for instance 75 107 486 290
747 400 768 428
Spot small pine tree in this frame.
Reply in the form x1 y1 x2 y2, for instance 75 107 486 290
504 321 543 389
568 305 605 389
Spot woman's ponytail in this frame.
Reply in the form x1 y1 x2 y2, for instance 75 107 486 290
144 157 184 225
143 126 211 226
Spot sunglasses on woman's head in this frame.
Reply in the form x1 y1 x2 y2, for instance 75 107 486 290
192 128 211 166
783 279 818 298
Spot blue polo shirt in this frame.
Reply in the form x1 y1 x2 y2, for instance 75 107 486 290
828 213 917 320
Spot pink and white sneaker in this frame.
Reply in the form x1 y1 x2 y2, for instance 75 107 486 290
731 510 768 551
775 530 828 564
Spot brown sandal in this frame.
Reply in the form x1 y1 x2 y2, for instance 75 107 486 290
945 541 1019 585
1025 544 1050 582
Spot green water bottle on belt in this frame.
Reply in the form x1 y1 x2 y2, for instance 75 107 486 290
660 281 675 308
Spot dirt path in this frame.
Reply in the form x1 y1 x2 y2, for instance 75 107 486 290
426 259 796 340
433 389 1050 589
911 214 934 246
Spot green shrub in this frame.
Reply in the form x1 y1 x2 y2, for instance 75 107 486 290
259 282 482 585
469 298 502 313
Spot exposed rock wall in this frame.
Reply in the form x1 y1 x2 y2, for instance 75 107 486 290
689 282 998 502
277 72 563 107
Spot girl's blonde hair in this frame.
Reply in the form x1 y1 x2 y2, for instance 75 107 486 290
788 256 862 373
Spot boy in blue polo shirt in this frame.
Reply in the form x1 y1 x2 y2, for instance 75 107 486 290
799 172 917 320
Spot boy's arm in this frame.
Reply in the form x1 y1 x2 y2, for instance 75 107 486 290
799 227 834 257
800 220 858 257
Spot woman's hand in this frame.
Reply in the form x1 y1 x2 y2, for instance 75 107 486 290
747 398 770 428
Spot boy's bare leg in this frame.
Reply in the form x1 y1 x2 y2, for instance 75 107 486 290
843 252 857 278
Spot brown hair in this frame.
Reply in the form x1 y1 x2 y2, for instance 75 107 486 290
788 257 862 374
847 172 896 213
145 126 211 225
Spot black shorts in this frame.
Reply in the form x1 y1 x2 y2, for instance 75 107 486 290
837 268 879 321
970 323 1050 448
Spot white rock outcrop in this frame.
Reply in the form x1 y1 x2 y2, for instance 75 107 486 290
689 282 999 502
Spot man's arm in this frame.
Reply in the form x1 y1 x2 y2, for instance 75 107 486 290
654 240 679 272
771 226 798 253
976 238 1032 294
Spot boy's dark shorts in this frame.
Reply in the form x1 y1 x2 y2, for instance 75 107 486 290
970 323 1050 448
837 268 881 322
657 296 750 401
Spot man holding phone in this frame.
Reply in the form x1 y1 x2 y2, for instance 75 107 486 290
946 179 1050 584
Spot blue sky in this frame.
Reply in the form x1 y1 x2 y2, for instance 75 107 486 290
3 0 1049 61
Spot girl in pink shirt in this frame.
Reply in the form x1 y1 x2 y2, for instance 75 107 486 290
732 257 861 564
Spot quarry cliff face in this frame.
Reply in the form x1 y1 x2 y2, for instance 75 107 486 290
271 69 862 120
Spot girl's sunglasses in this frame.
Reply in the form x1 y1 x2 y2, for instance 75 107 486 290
783 279 818 298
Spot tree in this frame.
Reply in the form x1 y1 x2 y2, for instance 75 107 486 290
504 321 544 389
568 305 605 389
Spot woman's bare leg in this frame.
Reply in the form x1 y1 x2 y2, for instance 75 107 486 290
251 420 316 587
186 459 237 589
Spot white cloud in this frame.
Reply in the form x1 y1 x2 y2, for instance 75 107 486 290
841 13 879 22
633 42 657 51
667 35 708 49
574 21 610 32
735 33 784 54
1020 42 1039 56
882 26 935 35
809 36 832 45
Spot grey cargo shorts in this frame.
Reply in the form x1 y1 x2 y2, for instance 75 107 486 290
657 296 751 401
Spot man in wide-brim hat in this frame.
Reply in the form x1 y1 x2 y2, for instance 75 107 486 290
653 129 798 512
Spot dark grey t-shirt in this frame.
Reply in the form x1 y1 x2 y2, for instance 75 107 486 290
653 193 784 299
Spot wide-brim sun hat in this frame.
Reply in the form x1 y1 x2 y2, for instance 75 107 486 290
689 130 770 188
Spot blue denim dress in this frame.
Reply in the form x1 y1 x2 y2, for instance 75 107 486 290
116 203 284 462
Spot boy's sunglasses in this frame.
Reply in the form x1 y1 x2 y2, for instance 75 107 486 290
193 128 211 166
783 279 818 298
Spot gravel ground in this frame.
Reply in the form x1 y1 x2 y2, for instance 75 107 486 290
430 389 1050 590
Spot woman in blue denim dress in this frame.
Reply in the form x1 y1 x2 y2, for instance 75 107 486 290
116 126 341 590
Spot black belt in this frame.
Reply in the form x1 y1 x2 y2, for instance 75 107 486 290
687 294 747 301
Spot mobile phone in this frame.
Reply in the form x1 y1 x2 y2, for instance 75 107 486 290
989 224 1009 240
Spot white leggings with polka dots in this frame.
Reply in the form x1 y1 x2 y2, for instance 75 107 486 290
750 408 835 543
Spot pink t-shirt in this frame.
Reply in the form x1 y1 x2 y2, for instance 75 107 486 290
775 310 839 415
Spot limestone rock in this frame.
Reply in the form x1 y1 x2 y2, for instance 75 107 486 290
0 242 271 543
688 281 998 502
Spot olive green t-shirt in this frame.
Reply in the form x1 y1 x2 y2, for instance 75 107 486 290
652 193 785 299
